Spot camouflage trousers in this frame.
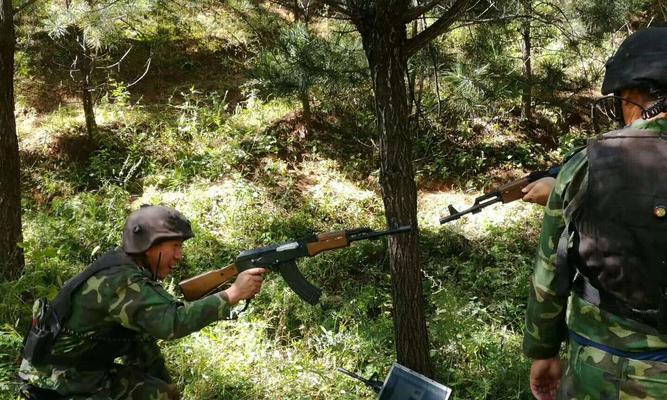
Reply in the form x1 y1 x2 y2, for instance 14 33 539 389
86 365 178 400
559 339 667 400
22 365 178 400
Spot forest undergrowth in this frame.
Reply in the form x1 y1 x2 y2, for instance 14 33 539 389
0 0 643 396
0 88 566 399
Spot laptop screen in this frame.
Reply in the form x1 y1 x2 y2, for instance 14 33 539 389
377 363 452 400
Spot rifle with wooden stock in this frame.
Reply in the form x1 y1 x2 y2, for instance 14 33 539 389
179 226 412 305
439 167 560 224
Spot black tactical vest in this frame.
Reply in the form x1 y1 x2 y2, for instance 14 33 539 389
22 249 142 369
573 129 667 328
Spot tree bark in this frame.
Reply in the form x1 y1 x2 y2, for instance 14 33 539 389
520 1 533 123
0 0 25 280
356 4 433 377
299 88 312 125
82 85 97 139
79 33 97 139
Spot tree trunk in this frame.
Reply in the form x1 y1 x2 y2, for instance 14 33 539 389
357 5 433 377
299 88 312 125
79 34 97 139
0 0 25 280
520 2 533 124
82 85 97 139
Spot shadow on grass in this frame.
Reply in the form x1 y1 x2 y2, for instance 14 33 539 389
420 223 536 399
233 108 377 186
242 218 535 399
420 216 536 328
20 125 147 206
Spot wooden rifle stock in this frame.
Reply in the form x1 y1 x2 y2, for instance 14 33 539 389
179 263 238 301
496 175 531 203
306 232 350 256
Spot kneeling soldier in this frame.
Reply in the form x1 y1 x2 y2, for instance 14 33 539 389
19 205 265 399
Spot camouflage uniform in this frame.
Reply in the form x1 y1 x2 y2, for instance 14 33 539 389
523 118 667 399
19 250 231 399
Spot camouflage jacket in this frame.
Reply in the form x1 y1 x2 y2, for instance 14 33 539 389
523 118 667 359
19 250 231 394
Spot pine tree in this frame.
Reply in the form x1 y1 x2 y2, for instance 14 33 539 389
0 0 25 280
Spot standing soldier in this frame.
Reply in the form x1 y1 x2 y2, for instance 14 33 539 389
524 27 667 399
18 205 266 399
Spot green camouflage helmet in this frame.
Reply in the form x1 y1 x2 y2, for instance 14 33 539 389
602 27 667 95
122 205 194 254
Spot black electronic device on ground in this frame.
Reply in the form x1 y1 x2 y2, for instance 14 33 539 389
339 363 452 400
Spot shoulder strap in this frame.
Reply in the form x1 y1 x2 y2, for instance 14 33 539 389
555 222 578 297
598 127 663 140
554 146 589 297
50 249 135 322
561 145 585 165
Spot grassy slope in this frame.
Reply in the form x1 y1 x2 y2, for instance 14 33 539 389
0 93 545 399
0 11 579 396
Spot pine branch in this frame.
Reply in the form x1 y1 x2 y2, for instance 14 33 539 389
320 0 350 18
449 14 526 30
96 45 132 70
405 0 472 58
14 0 39 15
126 53 151 88
403 0 445 23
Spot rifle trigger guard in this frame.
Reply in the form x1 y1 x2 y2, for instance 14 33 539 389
226 299 251 320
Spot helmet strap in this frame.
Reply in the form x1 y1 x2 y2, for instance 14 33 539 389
614 96 625 127
151 253 162 281
594 94 653 131
642 97 667 120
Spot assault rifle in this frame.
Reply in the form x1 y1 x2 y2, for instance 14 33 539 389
439 167 559 224
179 226 412 305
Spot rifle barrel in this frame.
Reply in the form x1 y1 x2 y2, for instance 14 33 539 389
439 196 501 224
348 225 412 242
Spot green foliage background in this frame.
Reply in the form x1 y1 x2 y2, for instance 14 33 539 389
2 0 660 398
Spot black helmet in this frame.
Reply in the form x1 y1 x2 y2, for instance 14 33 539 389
122 205 194 254
602 27 667 95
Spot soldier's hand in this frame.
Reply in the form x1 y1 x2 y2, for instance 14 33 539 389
522 177 556 206
530 357 561 400
224 268 266 305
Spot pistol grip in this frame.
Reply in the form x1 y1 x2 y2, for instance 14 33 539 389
277 261 322 305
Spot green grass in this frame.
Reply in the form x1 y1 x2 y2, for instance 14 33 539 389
1 92 543 399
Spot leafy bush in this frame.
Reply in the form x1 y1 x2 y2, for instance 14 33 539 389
249 21 367 120
0 326 23 394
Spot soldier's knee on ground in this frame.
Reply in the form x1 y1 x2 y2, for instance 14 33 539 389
107 365 178 399
166 383 180 400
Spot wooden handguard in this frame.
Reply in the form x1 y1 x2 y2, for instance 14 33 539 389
306 233 349 256
316 230 346 240
497 176 530 203
179 263 238 301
